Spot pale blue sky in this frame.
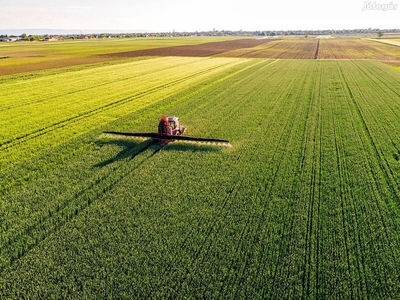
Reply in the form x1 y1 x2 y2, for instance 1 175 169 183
1 0 399 31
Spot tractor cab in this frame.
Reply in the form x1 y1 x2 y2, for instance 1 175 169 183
158 116 186 137
168 116 180 131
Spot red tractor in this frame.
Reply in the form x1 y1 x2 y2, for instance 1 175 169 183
157 116 186 140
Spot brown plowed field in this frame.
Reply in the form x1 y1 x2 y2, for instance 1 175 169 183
103 38 322 59
224 39 319 59
102 38 274 58
0 57 117 76
102 38 400 65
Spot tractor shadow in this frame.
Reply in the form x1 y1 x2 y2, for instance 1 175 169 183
94 138 221 168
93 139 145 167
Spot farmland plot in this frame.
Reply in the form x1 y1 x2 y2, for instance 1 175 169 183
317 38 400 65
0 37 238 75
215 38 319 59
1 58 400 298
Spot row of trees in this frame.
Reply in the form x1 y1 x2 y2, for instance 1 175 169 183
0 33 40 42
1 28 398 42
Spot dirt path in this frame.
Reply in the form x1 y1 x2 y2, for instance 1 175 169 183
314 39 320 59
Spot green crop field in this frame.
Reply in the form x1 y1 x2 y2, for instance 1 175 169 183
1 38 400 298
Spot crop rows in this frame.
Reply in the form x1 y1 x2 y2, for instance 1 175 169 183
1 58 400 298
0 37 237 75
0 56 251 171
317 38 400 63
215 38 320 59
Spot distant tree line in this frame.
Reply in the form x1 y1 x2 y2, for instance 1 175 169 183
1 28 399 42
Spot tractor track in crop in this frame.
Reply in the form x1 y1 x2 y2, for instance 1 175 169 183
300 62 322 298
332 66 371 297
201 61 312 298
197 61 311 298
146 133 258 298
332 86 356 298
145 60 282 298
336 62 376 297
259 64 313 299
145 104 255 298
